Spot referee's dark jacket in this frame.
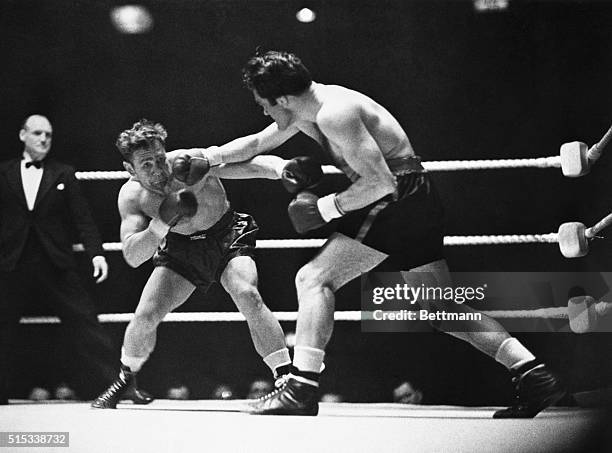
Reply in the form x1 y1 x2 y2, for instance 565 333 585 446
0 156 115 402
0 157 103 270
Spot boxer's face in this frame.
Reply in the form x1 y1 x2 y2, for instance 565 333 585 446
125 141 171 192
253 90 295 130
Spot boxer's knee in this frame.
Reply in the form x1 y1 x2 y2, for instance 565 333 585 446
229 282 264 315
131 307 165 332
222 257 259 295
296 263 328 293
295 264 321 292
235 284 261 305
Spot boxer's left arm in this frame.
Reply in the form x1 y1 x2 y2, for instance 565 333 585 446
317 106 396 213
208 155 288 180
214 122 300 163
166 121 299 180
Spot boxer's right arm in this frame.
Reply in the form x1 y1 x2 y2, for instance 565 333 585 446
214 122 299 164
118 188 161 268
118 187 197 268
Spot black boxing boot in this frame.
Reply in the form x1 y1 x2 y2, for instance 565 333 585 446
493 361 566 418
123 382 154 405
250 374 319 416
91 364 153 409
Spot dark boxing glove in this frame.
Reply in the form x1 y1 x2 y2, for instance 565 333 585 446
149 189 196 235
288 192 344 234
159 189 198 226
280 156 323 194
172 153 211 185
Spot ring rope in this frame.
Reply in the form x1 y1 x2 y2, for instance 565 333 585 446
73 234 558 253
60 156 592 326
72 158 562 250
75 171 130 181
74 157 561 182
19 307 571 325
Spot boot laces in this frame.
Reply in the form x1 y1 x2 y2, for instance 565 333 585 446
256 380 288 402
274 374 289 389
99 376 128 400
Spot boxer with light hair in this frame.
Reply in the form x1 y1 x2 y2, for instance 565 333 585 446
93 119 317 408
212 50 566 417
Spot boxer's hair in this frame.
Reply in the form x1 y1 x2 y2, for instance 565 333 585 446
242 50 312 105
116 119 168 163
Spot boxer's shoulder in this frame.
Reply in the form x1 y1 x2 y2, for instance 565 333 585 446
119 178 144 201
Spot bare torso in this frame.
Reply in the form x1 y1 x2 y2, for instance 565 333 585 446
296 84 415 179
122 163 231 235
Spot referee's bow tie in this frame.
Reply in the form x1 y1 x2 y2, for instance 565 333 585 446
25 160 43 169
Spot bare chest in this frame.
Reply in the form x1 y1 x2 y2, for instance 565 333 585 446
298 121 355 177
139 176 230 232
298 122 345 163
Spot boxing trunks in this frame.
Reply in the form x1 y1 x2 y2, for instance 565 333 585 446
152 209 258 290
336 156 445 270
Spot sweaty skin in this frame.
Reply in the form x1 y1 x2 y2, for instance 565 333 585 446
218 82 414 212
114 143 289 373
118 143 281 267
216 80 512 357
276 84 414 179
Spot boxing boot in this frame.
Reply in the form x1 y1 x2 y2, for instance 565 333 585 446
250 375 319 416
91 364 153 409
494 360 566 418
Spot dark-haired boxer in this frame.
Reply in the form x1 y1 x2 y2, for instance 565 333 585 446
92 119 316 408
211 50 565 417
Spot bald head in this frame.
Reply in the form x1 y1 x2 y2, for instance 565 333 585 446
22 114 51 130
20 115 53 161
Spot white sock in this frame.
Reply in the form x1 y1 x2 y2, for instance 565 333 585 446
263 348 291 373
293 346 325 373
495 338 536 370
121 347 148 373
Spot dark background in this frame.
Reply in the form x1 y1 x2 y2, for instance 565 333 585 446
2 0 611 404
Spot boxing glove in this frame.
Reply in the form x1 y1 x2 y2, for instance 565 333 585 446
280 156 323 194
172 153 211 185
158 189 198 227
288 192 344 234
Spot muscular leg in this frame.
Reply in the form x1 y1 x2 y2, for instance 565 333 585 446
123 267 195 365
220 256 287 360
249 237 379 415
295 233 388 352
92 267 193 409
292 234 387 374
408 259 533 365
294 261 336 351
404 259 562 418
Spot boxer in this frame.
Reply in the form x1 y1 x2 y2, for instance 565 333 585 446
93 119 319 408
211 51 565 417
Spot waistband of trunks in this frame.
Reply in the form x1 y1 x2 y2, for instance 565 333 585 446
170 209 235 241
386 156 425 175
